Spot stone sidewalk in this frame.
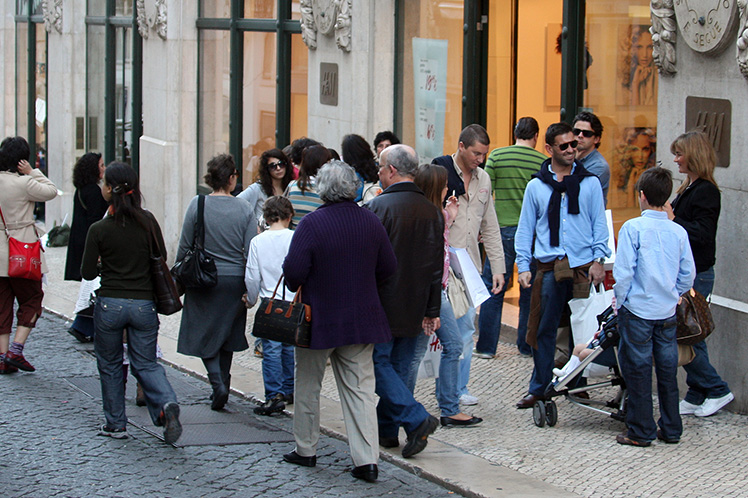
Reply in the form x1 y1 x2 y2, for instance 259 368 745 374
40 245 747 497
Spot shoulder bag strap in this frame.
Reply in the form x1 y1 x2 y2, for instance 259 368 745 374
195 194 206 250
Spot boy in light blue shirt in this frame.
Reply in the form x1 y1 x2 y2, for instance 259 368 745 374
613 167 695 447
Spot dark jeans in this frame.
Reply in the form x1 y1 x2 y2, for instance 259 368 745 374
618 306 681 442
683 267 731 404
94 297 178 429
476 226 535 356
374 336 430 438
528 271 573 396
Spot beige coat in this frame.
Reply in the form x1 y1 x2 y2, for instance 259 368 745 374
0 169 58 277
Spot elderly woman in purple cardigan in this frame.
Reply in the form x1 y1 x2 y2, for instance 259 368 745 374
281 160 397 483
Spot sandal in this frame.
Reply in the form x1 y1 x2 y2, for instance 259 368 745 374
616 433 651 447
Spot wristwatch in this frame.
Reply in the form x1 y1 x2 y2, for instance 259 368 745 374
594 257 605 265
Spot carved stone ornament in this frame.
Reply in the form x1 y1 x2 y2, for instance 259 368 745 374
42 0 63 34
300 0 351 52
737 0 748 77
651 0 678 76
334 0 352 52
674 0 738 55
137 0 168 41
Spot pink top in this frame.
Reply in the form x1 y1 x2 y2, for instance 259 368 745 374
442 209 451 290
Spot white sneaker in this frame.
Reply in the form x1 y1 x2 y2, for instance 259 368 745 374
459 394 479 406
679 399 701 415
694 392 734 417
472 349 494 359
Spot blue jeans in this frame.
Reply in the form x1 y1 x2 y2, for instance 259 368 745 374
407 291 463 416
618 306 681 442
374 336 430 438
457 307 477 396
529 271 573 396
261 339 294 399
476 226 535 356
94 297 177 429
72 314 95 338
682 268 730 404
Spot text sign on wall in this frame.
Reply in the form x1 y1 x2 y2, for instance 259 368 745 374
685 96 731 168
412 38 448 163
320 63 338 106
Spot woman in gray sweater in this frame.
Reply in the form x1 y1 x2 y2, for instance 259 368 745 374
176 154 256 410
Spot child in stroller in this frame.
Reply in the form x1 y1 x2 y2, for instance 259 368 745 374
530 305 626 427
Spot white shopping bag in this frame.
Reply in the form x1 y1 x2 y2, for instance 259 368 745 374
416 333 442 379
74 277 100 315
448 247 491 308
568 284 614 346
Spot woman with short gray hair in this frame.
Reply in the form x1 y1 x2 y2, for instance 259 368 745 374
281 160 397 483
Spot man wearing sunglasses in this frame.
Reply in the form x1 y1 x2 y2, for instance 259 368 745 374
572 111 610 206
514 122 610 410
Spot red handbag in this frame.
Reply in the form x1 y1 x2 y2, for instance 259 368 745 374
1 205 43 281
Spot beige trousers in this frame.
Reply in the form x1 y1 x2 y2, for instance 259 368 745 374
293 343 379 467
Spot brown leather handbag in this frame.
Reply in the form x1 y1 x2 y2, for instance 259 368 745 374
676 288 714 346
148 221 183 316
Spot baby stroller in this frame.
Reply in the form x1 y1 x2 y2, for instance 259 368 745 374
532 305 627 427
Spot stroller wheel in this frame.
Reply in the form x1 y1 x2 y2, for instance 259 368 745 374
546 400 558 427
533 400 546 427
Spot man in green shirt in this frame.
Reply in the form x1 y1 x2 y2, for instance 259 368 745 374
475 117 547 358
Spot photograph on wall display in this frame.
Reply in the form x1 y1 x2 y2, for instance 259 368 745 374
614 127 656 208
617 24 657 106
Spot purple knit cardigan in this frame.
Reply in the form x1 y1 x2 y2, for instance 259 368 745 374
283 201 397 349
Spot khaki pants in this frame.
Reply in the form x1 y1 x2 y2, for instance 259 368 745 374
293 343 378 467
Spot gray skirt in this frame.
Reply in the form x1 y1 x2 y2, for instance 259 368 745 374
176 275 249 358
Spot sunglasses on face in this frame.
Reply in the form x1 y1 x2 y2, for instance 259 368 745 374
554 140 578 151
572 128 595 138
268 161 286 170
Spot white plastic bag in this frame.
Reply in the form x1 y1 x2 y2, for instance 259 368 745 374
568 284 613 346
416 333 442 379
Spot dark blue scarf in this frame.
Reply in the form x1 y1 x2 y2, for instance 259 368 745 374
533 159 595 247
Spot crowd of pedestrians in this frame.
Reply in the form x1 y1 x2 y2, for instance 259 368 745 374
0 122 736 480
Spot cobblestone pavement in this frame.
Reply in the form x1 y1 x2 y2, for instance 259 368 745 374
38 246 748 497
0 314 457 498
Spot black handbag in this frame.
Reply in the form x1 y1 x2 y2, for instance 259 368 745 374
148 221 183 315
171 195 218 291
252 276 311 348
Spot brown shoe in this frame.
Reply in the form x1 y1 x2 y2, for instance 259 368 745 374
136 382 147 407
516 393 544 409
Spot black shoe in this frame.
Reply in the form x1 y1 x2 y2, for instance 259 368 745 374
440 415 483 427
283 450 316 467
254 393 286 416
402 415 438 458
67 327 93 343
379 436 399 448
208 373 229 411
351 464 378 483
161 402 182 445
657 429 680 444
284 392 294 405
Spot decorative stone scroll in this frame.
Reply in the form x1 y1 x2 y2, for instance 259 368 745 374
650 0 678 76
137 0 168 41
738 0 748 78
43 0 63 34
300 0 352 53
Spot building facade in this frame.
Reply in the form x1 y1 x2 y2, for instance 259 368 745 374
2 1 744 410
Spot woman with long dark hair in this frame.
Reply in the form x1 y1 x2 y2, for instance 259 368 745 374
0 136 57 375
237 148 294 230
65 152 108 342
408 163 482 427
341 134 378 203
176 154 256 410
285 144 332 227
665 130 734 417
81 162 182 443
